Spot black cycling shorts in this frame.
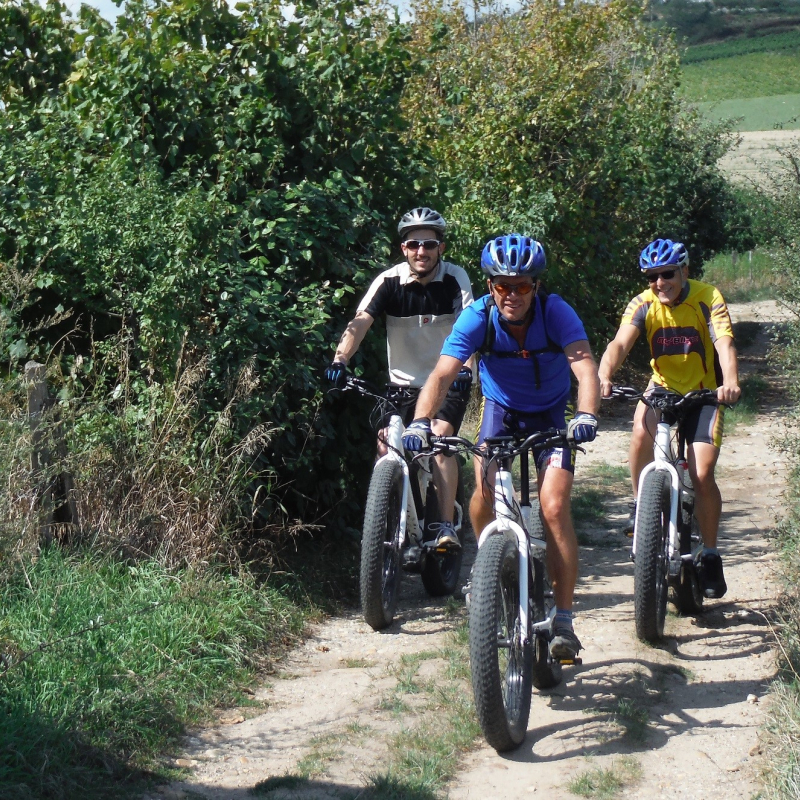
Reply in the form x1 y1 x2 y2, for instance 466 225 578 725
380 385 469 433
681 402 725 448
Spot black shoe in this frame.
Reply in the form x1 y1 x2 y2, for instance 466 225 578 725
549 626 582 660
698 552 727 599
623 501 636 537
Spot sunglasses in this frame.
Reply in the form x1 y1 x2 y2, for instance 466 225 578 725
403 239 440 251
646 269 677 282
492 281 535 297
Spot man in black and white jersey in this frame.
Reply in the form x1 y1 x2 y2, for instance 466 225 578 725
326 207 474 549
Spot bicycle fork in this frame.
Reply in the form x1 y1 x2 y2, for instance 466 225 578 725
632 420 687 573
476 463 551 647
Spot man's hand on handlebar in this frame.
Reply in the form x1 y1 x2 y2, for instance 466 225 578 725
402 418 433 452
451 367 473 394
324 361 348 390
567 412 598 444
717 382 741 406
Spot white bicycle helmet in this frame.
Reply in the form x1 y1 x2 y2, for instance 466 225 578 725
397 207 446 240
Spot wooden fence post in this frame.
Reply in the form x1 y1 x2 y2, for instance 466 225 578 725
25 361 79 546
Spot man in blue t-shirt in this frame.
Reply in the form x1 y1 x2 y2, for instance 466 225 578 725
403 235 600 660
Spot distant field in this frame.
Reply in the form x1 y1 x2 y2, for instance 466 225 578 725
681 51 800 102
695 93 800 130
717 129 800 183
682 29 800 64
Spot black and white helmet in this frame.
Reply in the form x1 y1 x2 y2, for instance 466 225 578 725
397 207 446 240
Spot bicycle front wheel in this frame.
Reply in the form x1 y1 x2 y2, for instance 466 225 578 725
633 469 671 642
469 532 533 752
360 458 404 631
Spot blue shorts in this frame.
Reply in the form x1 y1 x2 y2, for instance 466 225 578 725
476 397 575 473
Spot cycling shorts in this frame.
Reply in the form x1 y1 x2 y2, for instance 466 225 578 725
476 397 575 474
681 402 725 448
380 385 469 433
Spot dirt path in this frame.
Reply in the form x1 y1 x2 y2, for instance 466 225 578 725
148 300 793 800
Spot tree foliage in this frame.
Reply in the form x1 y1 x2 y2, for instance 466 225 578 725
404 0 741 341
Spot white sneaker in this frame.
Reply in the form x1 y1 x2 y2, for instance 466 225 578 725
424 521 461 550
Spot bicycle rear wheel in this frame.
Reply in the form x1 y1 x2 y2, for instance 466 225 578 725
633 469 670 642
420 460 465 597
469 532 532 752
530 556 562 690
673 491 703 614
360 459 404 631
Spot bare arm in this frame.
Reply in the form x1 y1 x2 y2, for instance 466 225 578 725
333 311 374 364
714 335 741 404
565 339 601 416
598 324 640 397
413 355 464 420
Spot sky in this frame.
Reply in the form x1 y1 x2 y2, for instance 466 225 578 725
62 0 419 22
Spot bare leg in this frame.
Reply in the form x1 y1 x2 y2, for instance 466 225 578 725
688 441 722 548
431 418 458 524
630 401 657 496
538 466 578 610
470 452 496 536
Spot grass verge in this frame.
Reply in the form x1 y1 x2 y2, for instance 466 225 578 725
0 549 315 799
763 457 800 798
568 756 642 799
701 248 780 303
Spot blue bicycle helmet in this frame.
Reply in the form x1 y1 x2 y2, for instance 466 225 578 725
481 234 546 277
639 238 689 272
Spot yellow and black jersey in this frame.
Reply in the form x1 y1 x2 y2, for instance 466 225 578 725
621 279 734 394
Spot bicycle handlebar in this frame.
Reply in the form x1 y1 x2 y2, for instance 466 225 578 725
430 428 571 460
606 385 727 411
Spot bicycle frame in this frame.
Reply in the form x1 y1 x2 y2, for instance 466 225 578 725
374 414 416 548
632 417 686 565
375 411 461 549
476 449 551 647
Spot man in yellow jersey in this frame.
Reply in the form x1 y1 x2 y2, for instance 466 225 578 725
598 238 741 598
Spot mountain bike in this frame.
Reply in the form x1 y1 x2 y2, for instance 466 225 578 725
431 428 578 752
610 386 724 642
342 377 466 631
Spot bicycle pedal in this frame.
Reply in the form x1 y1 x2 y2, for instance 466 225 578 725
401 546 424 573
559 657 582 666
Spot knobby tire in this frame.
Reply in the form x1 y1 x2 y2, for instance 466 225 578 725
674 488 704 614
530 557 562 690
360 459 404 631
634 469 671 642
469 533 533 752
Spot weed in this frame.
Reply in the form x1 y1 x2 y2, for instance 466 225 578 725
569 756 642 799
341 657 373 669
572 487 609 526
250 774 309 795
379 695 411 715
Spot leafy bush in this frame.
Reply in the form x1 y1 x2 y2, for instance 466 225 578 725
0 0 428 542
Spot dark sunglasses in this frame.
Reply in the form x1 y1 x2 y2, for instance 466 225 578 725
646 269 677 282
492 281 535 297
403 239 440 251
